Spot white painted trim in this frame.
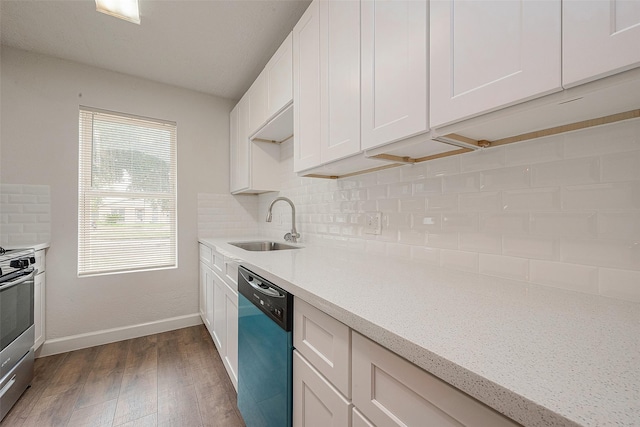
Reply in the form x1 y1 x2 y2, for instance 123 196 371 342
38 313 203 357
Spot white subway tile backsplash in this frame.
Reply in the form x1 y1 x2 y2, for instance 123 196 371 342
459 192 502 212
480 213 530 234
412 178 442 195
386 213 412 228
530 213 597 238
377 167 403 185
401 163 428 181
426 155 460 177
460 147 505 172
443 172 480 194
503 235 559 260
504 135 564 165
561 239 640 271
440 250 479 273
377 198 399 212
426 194 458 212
503 188 561 211
479 254 529 281
531 157 600 187
398 197 426 213
529 260 599 294
368 185 388 200
427 232 459 249
398 229 426 245
388 182 412 198
480 166 530 191
601 150 640 182
564 120 639 158
8 194 38 204
459 233 502 254
411 214 442 232
598 212 640 240
0 184 51 246
562 182 640 210
599 268 640 302
442 213 478 233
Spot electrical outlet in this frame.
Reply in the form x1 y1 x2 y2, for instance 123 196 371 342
364 211 382 235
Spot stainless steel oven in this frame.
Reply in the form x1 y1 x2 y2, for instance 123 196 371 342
0 248 36 421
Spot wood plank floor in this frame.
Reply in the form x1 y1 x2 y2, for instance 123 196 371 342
1 325 246 427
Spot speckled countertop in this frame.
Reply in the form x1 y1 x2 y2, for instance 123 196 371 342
200 237 640 427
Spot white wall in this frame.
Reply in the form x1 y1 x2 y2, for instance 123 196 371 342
259 121 640 303
0 47 234 349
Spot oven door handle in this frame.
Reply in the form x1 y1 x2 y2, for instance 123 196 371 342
0 374 17 399
0 269 36 291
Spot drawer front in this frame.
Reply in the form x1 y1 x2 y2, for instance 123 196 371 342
352 332 520 427
293 350 351 427
293 298 351 398
199 244 213 267
225 259 239 289
33 249 46 274
212 249 225 274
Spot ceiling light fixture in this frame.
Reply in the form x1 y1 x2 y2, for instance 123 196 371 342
95 0 140 24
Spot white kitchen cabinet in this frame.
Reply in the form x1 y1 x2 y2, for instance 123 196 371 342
266 32 294 119
200 244 239 390
563 0 640 88
212 271 226 351
293 0 361 172
293 350 352 427
361 0 429 150
294 297 351 398
32 248 46 350
352 332 519 427
430 0 562 128
352 408 374 427
249 73 269 135
229 92 281 194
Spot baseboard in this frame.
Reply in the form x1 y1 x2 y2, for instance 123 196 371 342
39 313 203 357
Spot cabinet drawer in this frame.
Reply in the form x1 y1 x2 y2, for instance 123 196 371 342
33 249 46 274
212 249 225 274
224 259 239 289
293 350 351 427
294 297 351 398
199 244 213 267
352 332 520 427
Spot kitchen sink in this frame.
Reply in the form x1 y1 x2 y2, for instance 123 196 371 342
228 241 301 251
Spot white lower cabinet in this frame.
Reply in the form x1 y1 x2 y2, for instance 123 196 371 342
293 351 351 427
198 244 239 390
352 332 519 427
32 249 46 350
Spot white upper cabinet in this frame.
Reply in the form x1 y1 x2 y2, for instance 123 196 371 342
266 32 294 118
249 73 269 135
230 98 250 193
294 0 361 172
293 0 323 172
320 0 361 164
361 0 429 150
563 0 640 88
430 0 562 128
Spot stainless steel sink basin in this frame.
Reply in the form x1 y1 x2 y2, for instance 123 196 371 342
228 241 301 251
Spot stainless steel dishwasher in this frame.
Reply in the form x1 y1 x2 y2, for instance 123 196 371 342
237 266 293 427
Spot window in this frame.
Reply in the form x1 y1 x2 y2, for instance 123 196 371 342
78 107 177 276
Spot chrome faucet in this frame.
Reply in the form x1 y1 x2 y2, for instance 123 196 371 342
266 197 300 243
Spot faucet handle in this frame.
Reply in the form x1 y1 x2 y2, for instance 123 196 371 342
284 233 293 242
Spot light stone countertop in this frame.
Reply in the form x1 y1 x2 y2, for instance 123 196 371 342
200 237 640 427
2 242 50 251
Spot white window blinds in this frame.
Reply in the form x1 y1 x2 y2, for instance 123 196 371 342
78 107 177 276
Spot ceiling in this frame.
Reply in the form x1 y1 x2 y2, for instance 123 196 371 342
0 0 311 100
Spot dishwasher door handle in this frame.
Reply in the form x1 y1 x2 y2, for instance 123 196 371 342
239 270 284 298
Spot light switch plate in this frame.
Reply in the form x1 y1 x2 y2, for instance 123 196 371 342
364 212 382 235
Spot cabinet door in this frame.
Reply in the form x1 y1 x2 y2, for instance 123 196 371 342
212 273 226 352
352 333 519 427
33 272 45 350
267 32 294 118
430 0 562 128
563 0 640 88
320 0 361 163
293 297 351 398
224 286 239 390
229 104 240 193
206 266 215 334
361 0 428 150
293 0 323 172
293 351 351 427
249 73 269 135
232 96 251 193
352 408 375 427
199 263 207 323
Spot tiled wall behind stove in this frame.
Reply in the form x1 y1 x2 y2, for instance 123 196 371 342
0 184 51 246
259 119 640 303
